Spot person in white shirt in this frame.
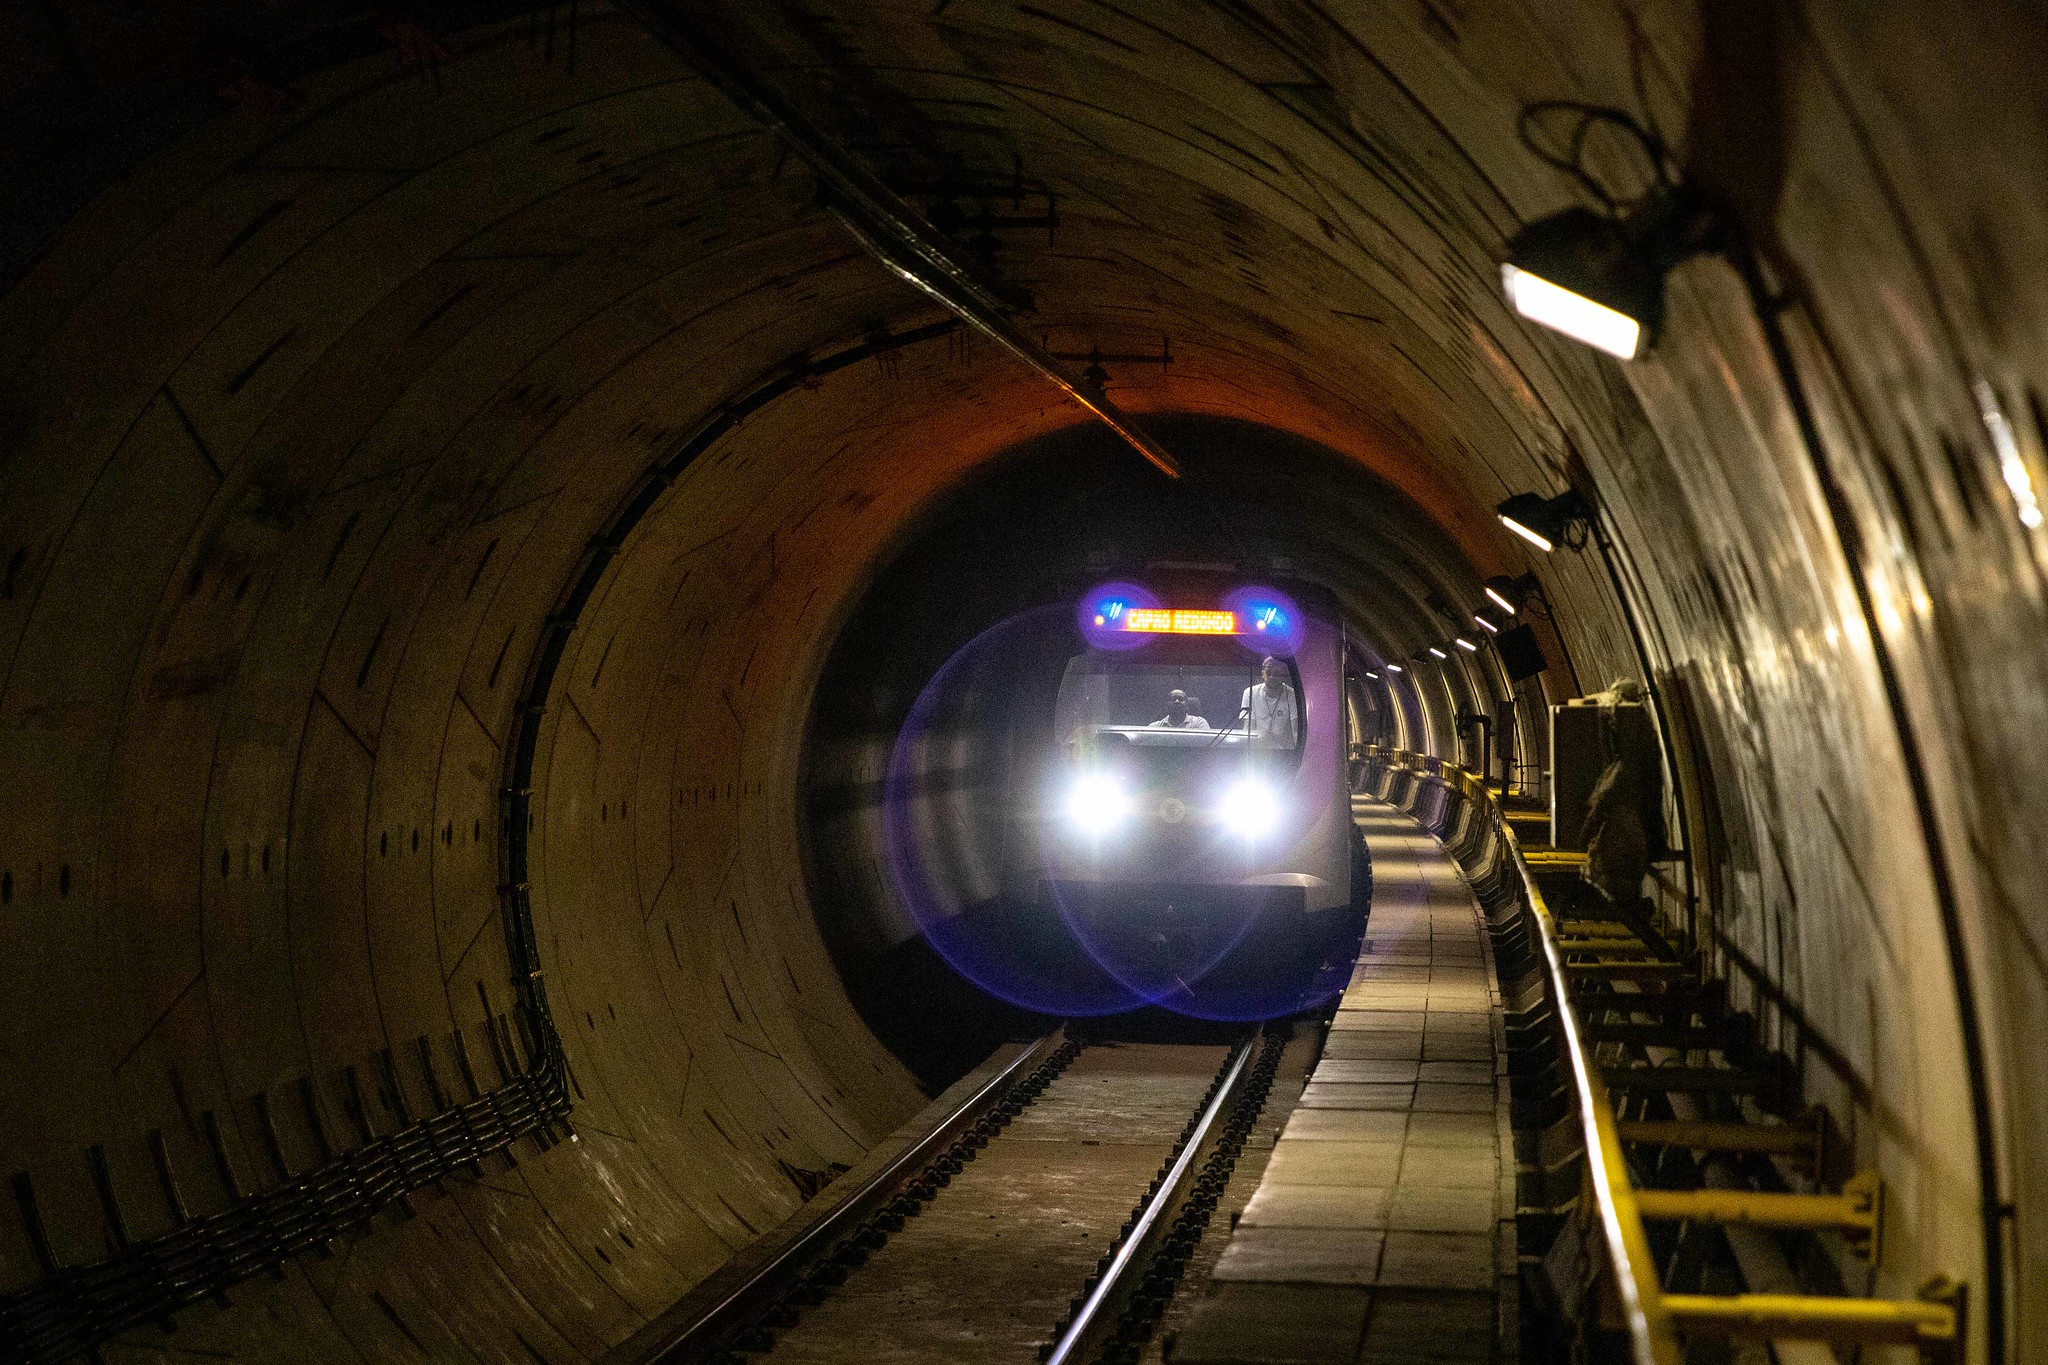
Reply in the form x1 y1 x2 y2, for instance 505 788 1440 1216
1148 689 1211 729
1240 657 1298 747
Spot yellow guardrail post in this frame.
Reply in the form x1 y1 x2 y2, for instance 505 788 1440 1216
1636 1169 1882 1258
1663 1276 1963 1363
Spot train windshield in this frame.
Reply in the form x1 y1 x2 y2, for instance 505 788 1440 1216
1052 646 1304 754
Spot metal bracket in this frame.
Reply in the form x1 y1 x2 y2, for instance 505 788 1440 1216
1042 335 1172 394
615 2 1182 479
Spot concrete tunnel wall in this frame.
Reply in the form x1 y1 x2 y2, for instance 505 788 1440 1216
2 2 2046 1361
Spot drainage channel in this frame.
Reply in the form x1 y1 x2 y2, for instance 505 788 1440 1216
622 1026 1297 1365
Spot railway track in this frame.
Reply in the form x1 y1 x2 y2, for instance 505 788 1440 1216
617 1026 1303 1365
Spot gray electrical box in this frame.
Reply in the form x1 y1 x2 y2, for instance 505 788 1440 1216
1550 700 1657 850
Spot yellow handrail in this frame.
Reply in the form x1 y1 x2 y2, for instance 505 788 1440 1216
1364 752 1962 1363
1381 748 1675 1359
1502 821 1683 1365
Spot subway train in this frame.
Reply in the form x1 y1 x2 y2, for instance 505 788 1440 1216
1003 572 1367 1011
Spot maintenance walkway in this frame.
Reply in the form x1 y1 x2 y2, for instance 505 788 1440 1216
1169 797 1515 1364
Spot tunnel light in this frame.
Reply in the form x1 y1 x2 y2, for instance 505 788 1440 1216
1064 774 1130 836
1977 379 2046 530
1427 646 1448 660
1484 573 1546 613
1384 663 1404 673
1502 263 1641 360
1501 192 1716 360
1218 779 1281 839
1496 491 1590 554
1473 615 1499 634
1363 670 1380 680
1499 513 1553 552
1455 637 1478 651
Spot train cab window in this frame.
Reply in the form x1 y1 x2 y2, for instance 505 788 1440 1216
1053 647 1304 757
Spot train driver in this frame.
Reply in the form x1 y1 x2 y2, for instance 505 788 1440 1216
1148 689 1211 730
1241 656 1299 747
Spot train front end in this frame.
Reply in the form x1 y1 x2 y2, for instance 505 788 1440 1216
1025 580 1353 917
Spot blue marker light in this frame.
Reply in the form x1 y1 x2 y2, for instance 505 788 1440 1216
1221 586 1304 656
1078 581 1162 650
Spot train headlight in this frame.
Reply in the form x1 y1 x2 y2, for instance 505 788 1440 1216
1064 773 1131 836
1217 779 1281 839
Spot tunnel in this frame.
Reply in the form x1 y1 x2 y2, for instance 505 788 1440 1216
2 3 2044 1363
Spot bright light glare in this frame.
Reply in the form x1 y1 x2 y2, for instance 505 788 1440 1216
1977 379 2045 530
1499 515 1554 552
1427 646 1448 660
1218 779 1281 839
1502 263 1643 360
1455 637 1478 651
1474 615 1499 634
1064 774 1129 835
1484 586 1517 614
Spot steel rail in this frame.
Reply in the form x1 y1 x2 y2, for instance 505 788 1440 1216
621 1032 1068 1364
614 1 1183 480
1042 1036 1258 1365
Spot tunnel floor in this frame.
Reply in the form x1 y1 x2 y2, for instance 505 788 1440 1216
1169 800 1512 1365
758 1043 1225 1364
676 796 1518 1364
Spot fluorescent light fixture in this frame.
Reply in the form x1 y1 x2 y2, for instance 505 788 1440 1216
1978 379 2045 530
1502 263 1642 360
1455 637 1478 651
1500 192 1715 360
1427 646 1448 660
1496 491 1592 554
1473 615 1499 634
1483 586 1517 614
1385 663 1404 674
1363 670 1380 680
1499 513 1554 552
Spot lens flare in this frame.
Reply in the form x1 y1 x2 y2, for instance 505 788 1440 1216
1218 779 1281 839
1064 773 1130 835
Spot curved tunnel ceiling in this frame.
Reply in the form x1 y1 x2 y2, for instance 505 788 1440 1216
4 2 2048 1361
